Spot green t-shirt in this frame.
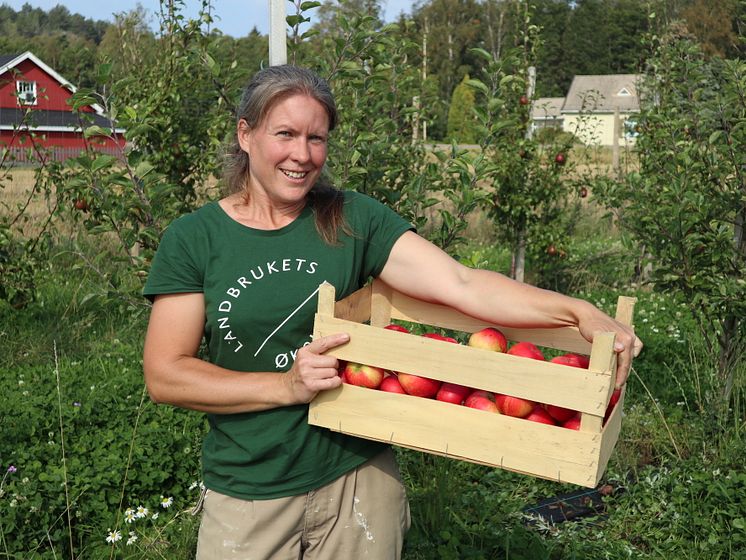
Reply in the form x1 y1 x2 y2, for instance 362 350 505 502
144 191 413 500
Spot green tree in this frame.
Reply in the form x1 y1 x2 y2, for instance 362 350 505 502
531 0 573 97
447 73 478 143
595 30 746 407
411 0 485 139
682 0 740 58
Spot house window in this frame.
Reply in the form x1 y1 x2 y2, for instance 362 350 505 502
623 119 639 139
16 81 37 105
616 87 632 97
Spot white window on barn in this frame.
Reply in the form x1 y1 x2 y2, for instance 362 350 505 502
616 87 632 97
16 81 37 105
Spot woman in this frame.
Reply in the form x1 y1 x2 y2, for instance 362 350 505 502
143 65 642 559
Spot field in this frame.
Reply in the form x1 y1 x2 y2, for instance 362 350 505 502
1 159 745 559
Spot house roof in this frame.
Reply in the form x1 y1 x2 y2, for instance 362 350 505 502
532 97 565 120
0 107 115 131
562 74 641 113
0 54 21 68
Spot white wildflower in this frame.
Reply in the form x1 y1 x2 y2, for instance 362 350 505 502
105 529 122 544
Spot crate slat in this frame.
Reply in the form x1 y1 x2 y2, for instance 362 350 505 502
315 314 611 414
311 384 609 487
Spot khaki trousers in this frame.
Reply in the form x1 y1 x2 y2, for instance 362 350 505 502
195 447 410 560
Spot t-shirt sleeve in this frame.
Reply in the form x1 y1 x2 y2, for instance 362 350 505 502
346 191 415 281
143 216 204 301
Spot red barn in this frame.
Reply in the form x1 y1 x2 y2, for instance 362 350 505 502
0 51 125 163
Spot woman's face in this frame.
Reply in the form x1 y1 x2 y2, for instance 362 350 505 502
238 93 330 207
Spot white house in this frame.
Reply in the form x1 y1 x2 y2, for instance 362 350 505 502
532 74 642 146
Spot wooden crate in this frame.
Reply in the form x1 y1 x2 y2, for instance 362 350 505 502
309 279 636 488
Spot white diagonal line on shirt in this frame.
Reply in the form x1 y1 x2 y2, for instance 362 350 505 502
253 284 323 358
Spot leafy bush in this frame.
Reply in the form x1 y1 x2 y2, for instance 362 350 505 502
533 126 578 146
0 329 206 557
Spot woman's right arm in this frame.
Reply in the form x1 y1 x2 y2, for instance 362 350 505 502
143 293 349 414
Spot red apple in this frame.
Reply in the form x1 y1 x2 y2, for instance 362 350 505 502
519 95 529 106
495 394 535 418
397 372 441 398
546 244 558 256
422 332 459 344
468 327 508 353
342 362 385 389
563 415 581 430
553 353 590 369
608 387 622 408
465 395 500 413
579 186 588 198
525 406 557 425
543 403 578 423
380 375 407 394
464 389 494 408
604 387 622 421
555 153 566 165
436 382 471 405
507 341 545 361
550 354 577 367
384 324 409 333
565 353 590 368
74 198 88 211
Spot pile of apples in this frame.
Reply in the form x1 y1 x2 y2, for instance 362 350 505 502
340 324 622 430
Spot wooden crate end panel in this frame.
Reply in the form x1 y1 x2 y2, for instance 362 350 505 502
334 284 372 323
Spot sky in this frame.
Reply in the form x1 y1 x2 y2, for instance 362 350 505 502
2 0 417 37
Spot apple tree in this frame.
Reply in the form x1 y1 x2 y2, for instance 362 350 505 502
593 28 745 406
47 1 241 309
466 2 582 285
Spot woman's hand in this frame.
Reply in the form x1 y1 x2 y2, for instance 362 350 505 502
284 332 350 403
575 302 643 388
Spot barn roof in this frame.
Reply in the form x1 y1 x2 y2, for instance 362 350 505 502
0 51 77 94
0 107 114 130
0 54 22 68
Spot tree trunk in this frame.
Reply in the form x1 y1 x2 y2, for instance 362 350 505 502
512 231 526 282
422 17 428 142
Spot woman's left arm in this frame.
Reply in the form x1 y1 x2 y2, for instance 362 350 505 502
378 232 642 387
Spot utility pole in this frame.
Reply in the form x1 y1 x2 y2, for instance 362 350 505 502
269 0 287 66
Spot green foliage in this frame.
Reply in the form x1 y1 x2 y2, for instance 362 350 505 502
0 292 205 558
594 31 746 405
0 225 38 308
2 214 746 559
609 459 746 558
447 74 478 143
533 126 578 146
